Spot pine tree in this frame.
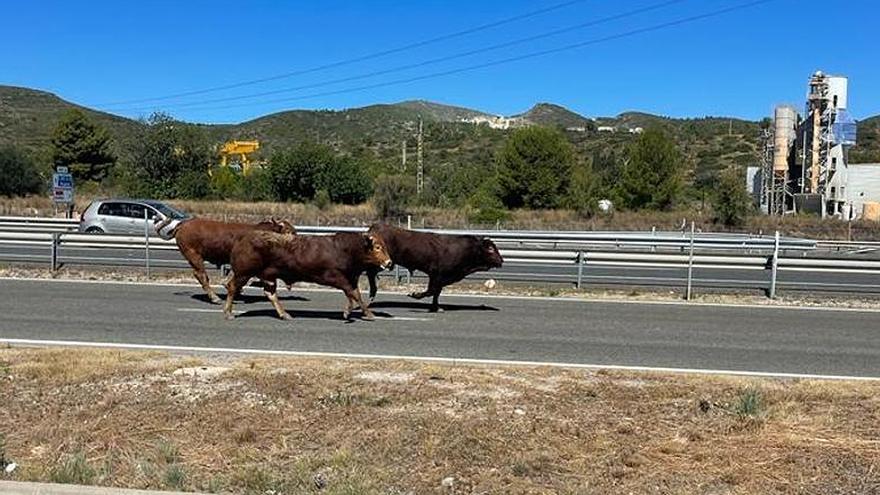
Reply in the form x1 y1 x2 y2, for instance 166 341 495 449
618 127 684 210
50 109 115 182
497 127 575 209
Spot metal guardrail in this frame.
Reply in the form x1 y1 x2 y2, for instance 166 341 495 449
0 216 818 252
2 217 880 296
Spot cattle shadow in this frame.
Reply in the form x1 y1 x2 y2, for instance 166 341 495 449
180 292 310 305
368 301 499 312
235 308 393 322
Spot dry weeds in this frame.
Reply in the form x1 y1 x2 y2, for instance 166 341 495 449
2 196 879 240
1 348 878 494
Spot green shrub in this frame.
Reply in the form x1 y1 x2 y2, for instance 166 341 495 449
0 145 43 197
209 166 241 199
316 156 373 204
50 452 96 485
373 174 416 218
314 189 331 210
733 387 764 418
712 167 754 227
467 187 509 225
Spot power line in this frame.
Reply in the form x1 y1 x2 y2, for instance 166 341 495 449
103 0 688 112
91 0 588 107
124 0 777 116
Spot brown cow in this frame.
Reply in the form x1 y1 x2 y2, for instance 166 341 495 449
365 223 504 312
159 217 296 304
224 231 392 321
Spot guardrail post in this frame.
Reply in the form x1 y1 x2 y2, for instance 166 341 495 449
686 221 695 300
769 230 780 299
144 209 151 280
50 232 59 272
576 251 584 289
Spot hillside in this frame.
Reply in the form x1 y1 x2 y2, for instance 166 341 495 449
0 85 142 152
514 103 595 129
850 115 880 163
2 84 879 189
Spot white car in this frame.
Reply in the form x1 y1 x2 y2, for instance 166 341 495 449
78 199 189 236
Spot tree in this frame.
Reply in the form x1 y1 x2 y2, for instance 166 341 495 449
50 109 115 182
122 113 213 198
373 174 416 218
563 160 599 218
497 127 575 209
268 141 335 202
618 127 684 210
0 146 43 197
316 156 374 205
712 167 754 227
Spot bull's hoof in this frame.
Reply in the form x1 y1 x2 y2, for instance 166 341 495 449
342 311 351 321
361 313 375 321
223 313 235 321
428 306 444 313
408 291 426 300
279 312 293 321
209 295 224 305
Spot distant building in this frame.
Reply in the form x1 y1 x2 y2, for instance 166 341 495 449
844 163 880 220
461 115 524 129
628 127 644 134
748 162 880 220
597 126 615 133
565 126 587 132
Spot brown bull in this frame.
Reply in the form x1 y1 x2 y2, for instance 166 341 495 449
163 217 296 303
224 231 391 321
365 223 504 312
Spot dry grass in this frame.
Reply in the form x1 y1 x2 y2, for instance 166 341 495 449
2 196 879 240
1 348 878 494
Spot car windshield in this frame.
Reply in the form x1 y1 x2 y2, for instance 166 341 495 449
144 201 188 219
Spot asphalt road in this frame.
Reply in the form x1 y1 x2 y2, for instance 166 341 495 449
3 243 880 294
1 278 879 378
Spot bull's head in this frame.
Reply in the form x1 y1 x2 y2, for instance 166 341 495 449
481 238 504 268
263 217 297 234
364 234 393 270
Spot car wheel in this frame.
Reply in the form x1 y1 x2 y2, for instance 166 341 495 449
85 226 104 234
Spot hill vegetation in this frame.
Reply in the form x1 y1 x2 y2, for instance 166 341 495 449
2 84 879 226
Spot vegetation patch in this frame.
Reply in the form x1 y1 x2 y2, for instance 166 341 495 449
1 348 878 493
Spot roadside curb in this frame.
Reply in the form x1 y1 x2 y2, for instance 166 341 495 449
0 481 205 495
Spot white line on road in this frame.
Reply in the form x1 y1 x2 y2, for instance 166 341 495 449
0 338 876 382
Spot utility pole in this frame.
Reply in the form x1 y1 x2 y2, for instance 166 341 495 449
401 140 407 172
417 117 424 196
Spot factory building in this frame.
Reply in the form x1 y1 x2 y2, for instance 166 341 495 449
749 71 880 220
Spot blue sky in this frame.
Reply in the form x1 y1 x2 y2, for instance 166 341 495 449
3 0 877 124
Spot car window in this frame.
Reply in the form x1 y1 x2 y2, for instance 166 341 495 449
145 201 187 219
98 202 128 217
127 203 154 219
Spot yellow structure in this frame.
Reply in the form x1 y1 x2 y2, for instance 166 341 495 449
215 140 261 176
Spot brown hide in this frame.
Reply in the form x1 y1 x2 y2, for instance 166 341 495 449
174 217 295 303
224 231 391 320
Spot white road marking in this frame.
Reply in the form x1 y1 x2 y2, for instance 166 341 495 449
3 276 880 313
0 338 876 381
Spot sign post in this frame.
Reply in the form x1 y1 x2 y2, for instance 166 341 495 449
52 167 74 218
